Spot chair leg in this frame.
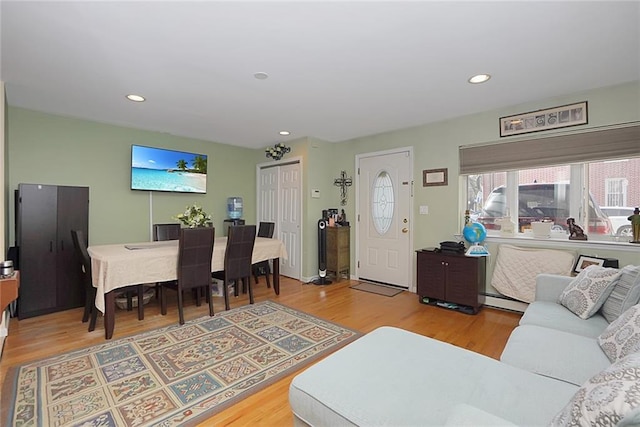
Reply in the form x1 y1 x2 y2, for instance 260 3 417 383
247 276 254 305
160 286 168 315
223 280 231 311
178 289 185 325
82 289 92 323
88 287 98 332
265 270 271 289
194 287 202 307
136 285 144 321
207 285 214 317
88 307 98 332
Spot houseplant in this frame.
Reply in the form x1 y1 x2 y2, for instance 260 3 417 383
174 204 212 228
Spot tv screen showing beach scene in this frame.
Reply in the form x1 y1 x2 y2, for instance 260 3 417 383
131 145 207 193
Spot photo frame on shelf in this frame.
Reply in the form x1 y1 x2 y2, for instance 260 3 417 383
423 168 448 187
573 255 607 274
500 101 588 137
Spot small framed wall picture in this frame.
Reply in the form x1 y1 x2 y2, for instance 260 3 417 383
423 168 448 187
573 255 607 274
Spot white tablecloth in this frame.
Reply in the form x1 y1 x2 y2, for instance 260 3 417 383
88 237 287 313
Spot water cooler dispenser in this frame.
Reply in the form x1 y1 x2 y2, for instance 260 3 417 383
223 197 245 235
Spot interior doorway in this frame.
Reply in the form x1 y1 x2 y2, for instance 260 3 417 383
257 159 302 280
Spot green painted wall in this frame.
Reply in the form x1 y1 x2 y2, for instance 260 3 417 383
338 80 640 272
5 80 639 282
7 108 257 245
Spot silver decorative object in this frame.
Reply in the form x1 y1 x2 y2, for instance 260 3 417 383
265 143 291 161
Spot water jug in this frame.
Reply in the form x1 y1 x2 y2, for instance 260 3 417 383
227 197 243 219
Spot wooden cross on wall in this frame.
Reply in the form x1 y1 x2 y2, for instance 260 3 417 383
333 170 353 206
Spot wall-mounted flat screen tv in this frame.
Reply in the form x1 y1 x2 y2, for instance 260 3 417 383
131 145 207 193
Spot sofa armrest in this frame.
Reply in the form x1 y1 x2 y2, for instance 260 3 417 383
535 274 574 302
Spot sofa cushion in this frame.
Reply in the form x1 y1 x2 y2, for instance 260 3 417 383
601 265 640 323
520 301 610 338
500 325 611 386
558 266 621 319
551 352 640 426
445 404 517 426
598 303 640 362
289 326 578 426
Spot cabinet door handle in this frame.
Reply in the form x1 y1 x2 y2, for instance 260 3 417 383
50 241 53 252
402 227 409 233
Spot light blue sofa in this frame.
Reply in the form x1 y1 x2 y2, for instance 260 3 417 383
289 267 640 426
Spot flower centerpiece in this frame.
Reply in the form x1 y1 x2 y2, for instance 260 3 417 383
174 204 212 228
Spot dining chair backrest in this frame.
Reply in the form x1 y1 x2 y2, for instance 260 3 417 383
257 221 275 239
224 225 257 280
153 223 181 241
70 229 92 284
177 227 215 291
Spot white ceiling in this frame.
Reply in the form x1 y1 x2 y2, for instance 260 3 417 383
1 1 638 149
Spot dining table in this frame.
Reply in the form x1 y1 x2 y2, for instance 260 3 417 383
88 236 288 339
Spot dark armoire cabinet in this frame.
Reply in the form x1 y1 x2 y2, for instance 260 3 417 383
16 184 89 319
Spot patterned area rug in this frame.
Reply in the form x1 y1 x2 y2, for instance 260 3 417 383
2 301 361 426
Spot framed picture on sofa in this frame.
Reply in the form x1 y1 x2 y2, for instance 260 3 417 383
573 255 607 273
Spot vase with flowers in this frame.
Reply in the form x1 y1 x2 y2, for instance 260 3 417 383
174 204 212 228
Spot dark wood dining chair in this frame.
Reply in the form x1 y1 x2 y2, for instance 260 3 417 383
153 223 181 241
160 227 215 325
71 229 144 332
152 223 182 300
213 225 257 311
252 221 275 288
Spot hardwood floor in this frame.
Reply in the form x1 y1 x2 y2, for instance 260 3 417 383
1 277 522 426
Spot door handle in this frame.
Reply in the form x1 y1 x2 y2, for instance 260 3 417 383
402 227 409 233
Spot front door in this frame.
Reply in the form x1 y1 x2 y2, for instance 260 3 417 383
357 148 413 289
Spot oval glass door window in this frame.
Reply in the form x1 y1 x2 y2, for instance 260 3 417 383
371 170 394 234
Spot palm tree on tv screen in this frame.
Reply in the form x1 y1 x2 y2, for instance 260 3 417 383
193 156 207 174
176 159 188 171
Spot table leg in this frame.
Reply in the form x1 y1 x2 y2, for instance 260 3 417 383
105 290 115 340
273 257 280 295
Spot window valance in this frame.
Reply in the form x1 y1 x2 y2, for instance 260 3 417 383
459 124 640 175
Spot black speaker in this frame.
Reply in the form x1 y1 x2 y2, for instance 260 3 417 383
312 219 332 285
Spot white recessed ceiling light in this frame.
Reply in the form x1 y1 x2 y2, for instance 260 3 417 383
254 72 269 80
468 74 491 84
279 130 290 136
126 94 146 102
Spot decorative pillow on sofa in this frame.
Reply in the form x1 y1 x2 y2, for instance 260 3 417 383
598 303 640 362
551 352 640 426
558 265 621 319
601 265 640 323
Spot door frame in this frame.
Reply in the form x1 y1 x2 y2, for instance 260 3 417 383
355 147 415 292
256 156 303 280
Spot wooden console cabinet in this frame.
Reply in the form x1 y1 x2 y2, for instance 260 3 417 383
327 226 350 281
416 250 486 314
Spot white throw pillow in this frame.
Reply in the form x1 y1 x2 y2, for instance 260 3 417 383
601 265 640 323
558 265 621 319
551 352 640 426
598 303 640 362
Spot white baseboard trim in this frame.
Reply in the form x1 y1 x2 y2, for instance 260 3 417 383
483 296 528 313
